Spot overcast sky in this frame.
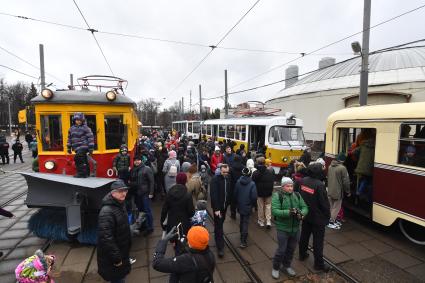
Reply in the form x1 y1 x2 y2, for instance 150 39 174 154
1 0 425 110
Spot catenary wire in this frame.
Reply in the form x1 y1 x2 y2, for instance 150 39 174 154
226 3 425 91
71 0 115 76
0 44 67 85
167 0 261 97
0 64 39 80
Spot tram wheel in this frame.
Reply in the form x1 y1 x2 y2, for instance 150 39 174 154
398 219 425 245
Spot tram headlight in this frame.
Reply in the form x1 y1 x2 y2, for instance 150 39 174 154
106 90 117 101
44 160 56 170
282 156 289 163
41 89 54 100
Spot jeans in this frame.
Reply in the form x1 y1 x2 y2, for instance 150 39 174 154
110 278 125 283
240 214 250 240
299 221 325 268
135 194 153 230
213 206 228 251
273 230 299 270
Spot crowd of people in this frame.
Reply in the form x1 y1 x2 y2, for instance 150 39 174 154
8 125 359 283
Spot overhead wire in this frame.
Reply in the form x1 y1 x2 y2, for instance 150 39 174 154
167 0 261 97
0 44 67 85
0 64 39 80
223 2 425 92
71 0 115 76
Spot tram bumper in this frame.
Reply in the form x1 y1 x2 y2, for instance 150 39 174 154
21 172 115 236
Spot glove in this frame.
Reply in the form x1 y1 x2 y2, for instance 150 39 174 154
163 226 177 242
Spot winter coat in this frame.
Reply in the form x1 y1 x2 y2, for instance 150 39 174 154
97 193 132 281
234 176 257 215
230 158 244 187
354 139 375 177
223 152 236 167
160 184 195 234
0 139 9 154
299 163 330 226
210 153 223 173
67 123 94 152
12 141 23 153
210 174 233 212
25 133 33 144
129 163 154 196
327 160 350 200
153 239 215 283
163 158 181 192
186 173 203 200
252 165 275 198
113 153 130 172
271 190 308 233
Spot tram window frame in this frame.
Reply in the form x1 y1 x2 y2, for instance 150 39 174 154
397 123 425 168
227 125 236 139
193 122 200 134
202 124 207 135
236 125 246 141
268 126 305 146
40 114 63 151
188 122 193 133
104 114 127 150
68 114 98 150
207 124 211 135
219 125 226 137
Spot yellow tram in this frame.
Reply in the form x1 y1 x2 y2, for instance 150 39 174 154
201 114 306 174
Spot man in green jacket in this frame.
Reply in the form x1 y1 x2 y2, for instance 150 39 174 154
271 177 308 279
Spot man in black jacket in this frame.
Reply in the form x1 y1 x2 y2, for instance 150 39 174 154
209 164 232 258
130 155 155 235
153 226 215 283
298 162 331 271
97 180 132 283
12 139 24 163
252 157 275 228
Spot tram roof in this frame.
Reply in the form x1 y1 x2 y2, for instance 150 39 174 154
202 115 302 126
327 102 425 124
172 120 201 123
31 89 136 105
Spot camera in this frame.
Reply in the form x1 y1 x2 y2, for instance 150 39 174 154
290 208 303 221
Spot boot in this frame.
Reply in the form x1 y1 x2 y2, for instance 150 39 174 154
240 234 247 248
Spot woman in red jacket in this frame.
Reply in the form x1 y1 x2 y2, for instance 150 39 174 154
210 146 223 173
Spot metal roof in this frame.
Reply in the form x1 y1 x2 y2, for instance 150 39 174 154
269 46 425 100
202 115 303 126
32 89 136 105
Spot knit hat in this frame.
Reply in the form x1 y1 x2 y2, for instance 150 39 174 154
316 158 326 166
196 200 207 210
265 159 272 166
168 150 177 159
281 177 293 187
214 146 220 151
187 226 209 250
242 167 251 176
181 162 191 173
336 152 346 162
110 179 128 191
176 172 187 185
73 112 84 121
246 159 255 169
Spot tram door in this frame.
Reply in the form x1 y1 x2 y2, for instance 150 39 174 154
248 126 265 152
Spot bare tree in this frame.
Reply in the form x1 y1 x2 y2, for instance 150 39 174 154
137 98 162 126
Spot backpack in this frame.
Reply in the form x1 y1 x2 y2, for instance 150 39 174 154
274 191 302 221
168 160 178 177
190 252 215 283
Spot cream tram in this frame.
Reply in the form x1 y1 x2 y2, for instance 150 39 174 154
201 113 306 174
172 120 200 141
325 102 425 244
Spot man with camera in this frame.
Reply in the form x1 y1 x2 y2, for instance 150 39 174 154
152 225 215 282
271 177 308 279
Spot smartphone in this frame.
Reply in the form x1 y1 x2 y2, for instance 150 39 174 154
176 222 183 240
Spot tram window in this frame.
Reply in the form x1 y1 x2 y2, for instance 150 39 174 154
268 126 305 146
104 115 127 150
398 123 425 168
69 115 98 150
227 125 236 139
202 124 206 134
219 125 226 137
193 122 200 133
240 125 246 141
207 125 211 135
188 123 193 133
40 115 63 151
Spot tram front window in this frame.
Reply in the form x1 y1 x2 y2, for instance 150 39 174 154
41 115 63 151
69 114 98 150
105 115 127 150
269 126 305 146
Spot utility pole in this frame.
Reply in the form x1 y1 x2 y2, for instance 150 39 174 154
182 97 184 120
39 44 46 90
7 96 12 136
69 74 74 90
189 90 192 113
224 69 228 118
359 0 371 106
199 84 202 120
